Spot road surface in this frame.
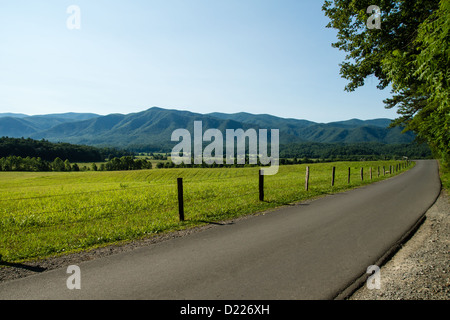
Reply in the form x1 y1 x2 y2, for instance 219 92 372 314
0 160 441 300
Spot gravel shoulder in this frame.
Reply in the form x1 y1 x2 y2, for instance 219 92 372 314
348 188 450 300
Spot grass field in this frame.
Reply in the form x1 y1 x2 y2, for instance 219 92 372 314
0 160 412 263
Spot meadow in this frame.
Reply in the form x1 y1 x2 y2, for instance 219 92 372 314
0 160 412 262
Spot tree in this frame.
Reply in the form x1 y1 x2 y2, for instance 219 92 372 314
381 0 450 164
322 0 448 164
64 159 72 172
156 162 164 169
52 157 65 171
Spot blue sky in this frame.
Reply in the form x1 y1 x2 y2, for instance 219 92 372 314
0 0 398 122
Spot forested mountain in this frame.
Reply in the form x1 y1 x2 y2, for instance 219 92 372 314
0 112 100 137
0 107 417 151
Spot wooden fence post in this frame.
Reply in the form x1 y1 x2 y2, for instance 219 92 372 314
331 166 336 187
177 178 184 222
370 167 372 180
305 166 310 191
348 167 351 184
259 169 264 201
360 167 364 181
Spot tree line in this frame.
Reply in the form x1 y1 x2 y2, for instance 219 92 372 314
279 142 432 160
0 137 433 172
0 156 152 172
0 137 132 162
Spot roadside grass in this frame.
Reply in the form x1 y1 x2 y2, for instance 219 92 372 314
0 160 412 263
439 162 450 192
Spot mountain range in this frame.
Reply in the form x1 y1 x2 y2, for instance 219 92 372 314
0 107 415 151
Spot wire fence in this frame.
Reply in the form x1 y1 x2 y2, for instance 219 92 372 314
0 160 413 262
1 161 413 222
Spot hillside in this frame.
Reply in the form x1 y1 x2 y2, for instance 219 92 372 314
0 113 100 137
0 107 417 150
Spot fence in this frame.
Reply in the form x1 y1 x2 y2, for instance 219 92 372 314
0 160 412 262
175 160 412 221
1 161 413 223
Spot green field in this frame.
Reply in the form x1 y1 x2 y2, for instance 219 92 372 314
0 160 412 262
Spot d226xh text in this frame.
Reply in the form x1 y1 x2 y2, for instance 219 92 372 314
224 304 270 315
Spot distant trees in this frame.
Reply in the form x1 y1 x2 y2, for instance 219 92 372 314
150 153 168 160
52 157 65 171
0 137 133 162
0 136 433 172
0 156 152 172
0 156 51 171
279 142 431 160
104 156 152 171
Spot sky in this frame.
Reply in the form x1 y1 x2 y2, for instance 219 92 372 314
0 0 398 123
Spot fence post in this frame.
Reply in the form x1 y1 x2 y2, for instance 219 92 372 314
305 166 310 191
378 166 380 177
360 167 364 181
348 167 351 184
177 178 184 222
331 166 336 187
259 169 264 201
370 167 372 180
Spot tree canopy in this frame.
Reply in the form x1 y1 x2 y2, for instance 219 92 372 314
0 137 132 162
323 0 449 165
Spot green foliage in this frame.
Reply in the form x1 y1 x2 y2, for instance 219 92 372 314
411 1 450 163
323 0 448 164
441 162 450 192
0 156 50 172
0 156 153 172
381 0 450 163
64 159 72 172
52 157 65 172
322 0 439 91
280 142 431 160
104 156 153 171
0 137 132 162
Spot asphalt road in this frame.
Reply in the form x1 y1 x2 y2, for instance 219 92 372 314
0 160 441 300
